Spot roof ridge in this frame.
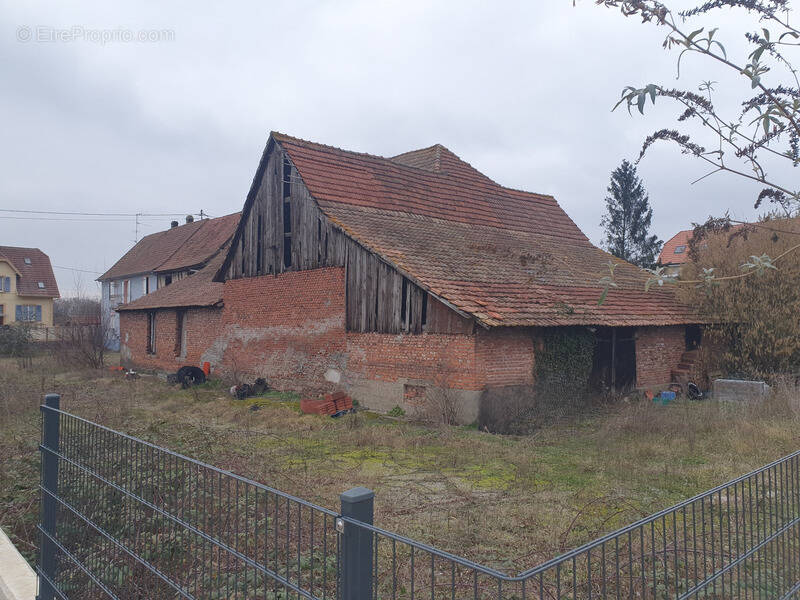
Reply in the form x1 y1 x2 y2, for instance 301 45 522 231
500 185 556 201
0 245 46 253
153 218 209 271
272 131 397 161
274 132 493 180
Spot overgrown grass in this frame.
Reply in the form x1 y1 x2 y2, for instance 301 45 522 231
1 356 798 573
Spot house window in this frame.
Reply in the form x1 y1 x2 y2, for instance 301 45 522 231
16 305 42 322
164 274 172 286
175 310 187 357
145 277 150 295
674 245 686 254
24 258 31 265
2 277 9 292
147 312 156 354
123 280 129 302
37 281 45 289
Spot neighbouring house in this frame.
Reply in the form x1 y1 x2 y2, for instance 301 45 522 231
98 213 240 350
118 132 703 422
658 230 694 277
0 246 60 327
659 224 748 277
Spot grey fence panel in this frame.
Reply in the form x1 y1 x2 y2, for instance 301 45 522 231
37 398 340 600
37 396 800 599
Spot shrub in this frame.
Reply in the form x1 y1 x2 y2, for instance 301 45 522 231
679 216 800 377
478 384 537 434
387 405 405 417
0 324 35 367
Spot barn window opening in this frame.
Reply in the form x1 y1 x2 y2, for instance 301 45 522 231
146 312 156 354
400 278 408 323
283 236 292 269
175 310 187 357
164 275 172 287
283 199 292 269
374 275 380 325
407 287 413 328
282 157 291 198
256 215 263 274
240 236 246 274
421 292 428 326
283 199 292 232
317 219 322 263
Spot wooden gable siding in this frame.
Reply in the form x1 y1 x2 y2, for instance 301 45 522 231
225 143 473 335
225 146 347 279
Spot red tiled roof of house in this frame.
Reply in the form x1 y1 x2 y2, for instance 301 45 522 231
0 246 59 298
117 248 227 311
659 223 749 267
157 213 241 272
659 230 693 266
99 213 240 281
268 132 700 327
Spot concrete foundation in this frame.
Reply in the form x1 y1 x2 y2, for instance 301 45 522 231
0 528 36 600
347 377 481 424
712 378 771 402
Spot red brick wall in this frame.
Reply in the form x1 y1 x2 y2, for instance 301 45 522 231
120 307 223 372
345 332 481 389
636 325 686 388
210 267 347 390
118 266 540 402
476 327 535 387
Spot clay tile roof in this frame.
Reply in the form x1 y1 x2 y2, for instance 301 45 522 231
99 213 240 281
0 246 59 298
157 212 241 272
659 230 693 266
117 247 227 311
269 132 700 327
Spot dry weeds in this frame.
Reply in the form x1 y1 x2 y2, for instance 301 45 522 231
1 356 798 574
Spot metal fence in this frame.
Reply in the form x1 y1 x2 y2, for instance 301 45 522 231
37 393 800 599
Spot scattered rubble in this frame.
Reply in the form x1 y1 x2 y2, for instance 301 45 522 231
229 378 269 400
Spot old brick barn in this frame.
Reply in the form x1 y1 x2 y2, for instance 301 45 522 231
116 132 701 421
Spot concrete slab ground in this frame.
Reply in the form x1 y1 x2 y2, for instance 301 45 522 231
0 527 36 600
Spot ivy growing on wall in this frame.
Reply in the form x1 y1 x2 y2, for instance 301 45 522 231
534 327 596 403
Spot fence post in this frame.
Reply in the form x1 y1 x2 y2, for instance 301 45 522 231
340 486 374 600
37 393 60 600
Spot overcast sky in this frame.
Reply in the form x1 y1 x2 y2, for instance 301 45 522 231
1 1 790 296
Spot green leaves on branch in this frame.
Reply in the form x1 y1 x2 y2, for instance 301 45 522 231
740 253 778 275
644 266 668 292
597 261 618 305
614 84 659 114
676 27 727 78
595 252 781 305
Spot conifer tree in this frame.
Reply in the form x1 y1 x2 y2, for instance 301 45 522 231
600 160 662 268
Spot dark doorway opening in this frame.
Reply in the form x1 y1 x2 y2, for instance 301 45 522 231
589 327 637 393
685 324 702 350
